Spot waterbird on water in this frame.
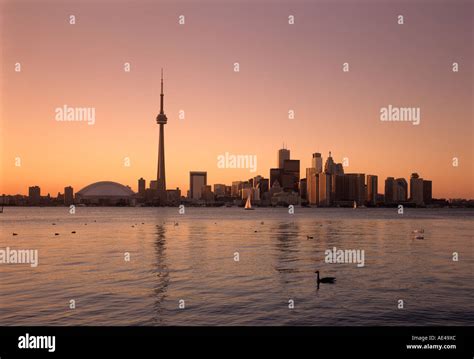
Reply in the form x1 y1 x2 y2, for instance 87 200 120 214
315 271 336 285
307 235 314 239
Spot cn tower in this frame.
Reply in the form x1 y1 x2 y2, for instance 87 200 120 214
156 69 167 201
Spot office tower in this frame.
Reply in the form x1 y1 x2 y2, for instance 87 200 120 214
28 186 41 205
278 147 290 168
395 178 408 201
270 168 283 187
299 178 307 200
257 178 269 195
318 173 331 206
149 180 158 190
334 163 344 175
312 153 323 173
423 180 432 204
324 151 335 174
156 69 168 201
306 167 319 205
189 171 207 200
138 178 146 196
201 185 214 202
410 173 424 205
384 177 396 204
231 181 242 197
366 175 378 205
282 159 300 192
64 186 74 206
214 184 226 198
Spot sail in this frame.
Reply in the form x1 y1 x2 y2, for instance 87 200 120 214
245 196 252 209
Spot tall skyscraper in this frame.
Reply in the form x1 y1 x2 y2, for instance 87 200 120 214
282 159 300 192
324 151 335 174
28 186 41 205
366 175 378 205
384 177 396 204
423 180 432 204
395 178 408 202
312 153 323 173
156 69 168 201
189 171 207 200
278 147 290 169
64 186 74 206
138 178 146 196
410 173 424 205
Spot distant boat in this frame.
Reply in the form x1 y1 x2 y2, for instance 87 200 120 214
353 201 357 209
244 196 254 210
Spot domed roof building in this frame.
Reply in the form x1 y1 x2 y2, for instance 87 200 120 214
76 181 136 206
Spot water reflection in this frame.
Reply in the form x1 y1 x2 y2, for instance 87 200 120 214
152 224 169 324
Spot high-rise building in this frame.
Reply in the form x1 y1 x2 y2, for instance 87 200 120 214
201 185 214 202
423 180 432 204
366 175 378 205
270 168 283 188
149 180 158 190
318 173 331 206
410 173 424 205
64 186 74 206
28 186 41 205
138 178 146 196
189 171 207 200
214 184 226 198
299 178 307 200
282 159 300 192
395 178 408 202
312 153 323 173
384 177 396 204
155 69 168 202
324 151 335 174
306 167 319 205
231 181 242 198
278 147 290 168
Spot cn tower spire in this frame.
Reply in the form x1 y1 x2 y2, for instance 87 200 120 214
160 68 165 115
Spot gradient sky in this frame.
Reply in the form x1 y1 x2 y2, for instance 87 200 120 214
1 0 472 198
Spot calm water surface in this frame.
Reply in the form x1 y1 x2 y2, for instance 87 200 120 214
1 207 472 325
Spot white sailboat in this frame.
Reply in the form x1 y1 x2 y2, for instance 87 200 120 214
353 200 357 209
244 195 254 210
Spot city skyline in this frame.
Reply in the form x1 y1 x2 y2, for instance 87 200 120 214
1 1 472 198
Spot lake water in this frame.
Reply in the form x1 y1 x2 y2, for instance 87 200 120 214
0 207 472 326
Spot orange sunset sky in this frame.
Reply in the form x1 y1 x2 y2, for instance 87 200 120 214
1 0 472 198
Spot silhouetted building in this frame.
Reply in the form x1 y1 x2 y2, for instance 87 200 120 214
28 186 41 205
318 173 331 206
231 181 242 198
149 180 158 190
324 151 335 174
278 147 290 168
410 173 424 205
299 178 307 200
423 180 432 204
366 175 378 205
64 186 74 206
282 159 300 192
384 177 396 204
76 181 135 206
214 184 226 198
395 178 408 202
201 185 214 202
189 171 207 200
306 167 319 205
138 178 146 196
312 152 323 173
270 168 284 188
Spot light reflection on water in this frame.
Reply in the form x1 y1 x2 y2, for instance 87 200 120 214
0 207 472 325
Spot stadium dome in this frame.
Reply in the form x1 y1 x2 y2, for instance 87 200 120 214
76 181 135 205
